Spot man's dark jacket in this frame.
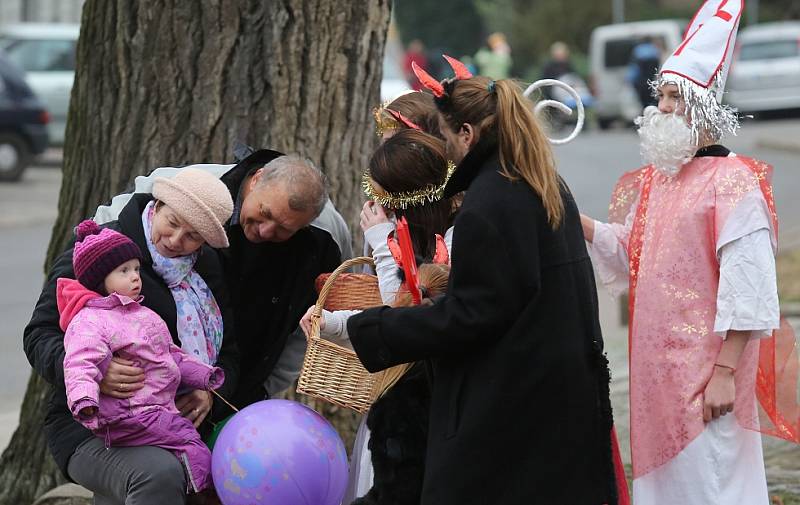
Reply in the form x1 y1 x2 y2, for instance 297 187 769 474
215 149 344 409
347 140 617 505
23 193 239 479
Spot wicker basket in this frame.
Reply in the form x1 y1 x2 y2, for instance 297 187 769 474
296 257 410 414
314 269 382 311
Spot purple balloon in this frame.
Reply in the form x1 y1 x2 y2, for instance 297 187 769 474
211 400 348 505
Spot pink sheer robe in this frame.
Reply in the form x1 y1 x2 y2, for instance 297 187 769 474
597 155 798 482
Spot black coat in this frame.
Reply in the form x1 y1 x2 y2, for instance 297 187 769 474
347 141 616 505
23 193 240 479
215 150 344 409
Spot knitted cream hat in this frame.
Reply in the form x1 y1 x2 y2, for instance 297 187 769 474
152 168 234 248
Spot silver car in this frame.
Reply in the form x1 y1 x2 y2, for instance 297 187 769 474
0 23 79 145
726 21 800 114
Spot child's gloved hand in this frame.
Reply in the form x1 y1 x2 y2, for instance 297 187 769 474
299 305 325 338
79 405 98 418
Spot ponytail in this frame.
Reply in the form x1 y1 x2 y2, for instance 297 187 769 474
441 77 564 228
494 80 564 228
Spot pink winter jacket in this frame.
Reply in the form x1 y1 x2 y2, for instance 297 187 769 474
56 278 224 432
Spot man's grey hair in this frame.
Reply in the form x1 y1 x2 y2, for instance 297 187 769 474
257 154 329 218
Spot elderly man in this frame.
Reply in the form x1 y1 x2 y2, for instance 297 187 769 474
581 1 798 503
95 148 351 410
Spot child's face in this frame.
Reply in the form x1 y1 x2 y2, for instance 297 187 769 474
656 83 686 116
103 258 142 298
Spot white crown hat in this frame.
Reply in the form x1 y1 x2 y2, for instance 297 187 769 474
655 0 744 142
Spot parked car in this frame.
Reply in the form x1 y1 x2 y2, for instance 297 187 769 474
589 20 685 129
0 49 49 182
725 21 800 114
0 23 79 145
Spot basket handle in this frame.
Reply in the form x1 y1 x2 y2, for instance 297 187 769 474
309 256 376 340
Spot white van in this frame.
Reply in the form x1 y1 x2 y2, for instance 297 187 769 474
589 20 685 129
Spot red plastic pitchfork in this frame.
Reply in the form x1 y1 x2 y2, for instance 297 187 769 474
395 217 422 305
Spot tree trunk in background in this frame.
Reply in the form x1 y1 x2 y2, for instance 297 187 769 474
0 1 390 503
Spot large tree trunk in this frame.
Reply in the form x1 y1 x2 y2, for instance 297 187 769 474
0 1 390 503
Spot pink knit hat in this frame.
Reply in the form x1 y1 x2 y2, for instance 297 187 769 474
152 168 234 248
72 220 142 292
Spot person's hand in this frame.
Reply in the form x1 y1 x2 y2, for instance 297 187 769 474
176 390 213 428
99 356 145 399
703 365 736 422
360 201 390 232
79 405 97 418
299 305 324 338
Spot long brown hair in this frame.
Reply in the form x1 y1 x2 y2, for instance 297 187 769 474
368 129 452 260
439 76 564 228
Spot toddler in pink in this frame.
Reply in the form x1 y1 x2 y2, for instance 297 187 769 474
57 219 224 493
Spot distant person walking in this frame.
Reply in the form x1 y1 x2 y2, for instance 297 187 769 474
626 36 662 109
403 40 429 90
541 41 575 81
540 41 576 100
474 32 512 79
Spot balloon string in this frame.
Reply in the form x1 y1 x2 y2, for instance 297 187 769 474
211 389 240 413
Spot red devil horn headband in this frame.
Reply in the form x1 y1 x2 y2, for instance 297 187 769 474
413 55 473 98
411 61 444 98
385 108 422 131
443 54 473 79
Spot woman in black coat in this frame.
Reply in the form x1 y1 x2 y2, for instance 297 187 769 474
23 173 238 504
345 66 618 505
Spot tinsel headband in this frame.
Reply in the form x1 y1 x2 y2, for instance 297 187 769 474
373 105 422 137
651 70 740 145
361 159 456 209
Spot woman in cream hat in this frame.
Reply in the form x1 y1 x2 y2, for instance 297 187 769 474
24 168 236 504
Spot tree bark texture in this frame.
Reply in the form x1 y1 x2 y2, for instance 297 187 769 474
0 1 390 503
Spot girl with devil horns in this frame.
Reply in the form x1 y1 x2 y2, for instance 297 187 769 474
344 56 621 505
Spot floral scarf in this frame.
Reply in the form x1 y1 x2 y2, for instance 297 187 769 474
142 201 223 364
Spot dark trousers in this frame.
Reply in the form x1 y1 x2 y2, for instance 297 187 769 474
67 436 187 505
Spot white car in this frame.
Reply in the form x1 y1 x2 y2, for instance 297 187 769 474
0 23 80 145
726 21 800 114
589 20 685 128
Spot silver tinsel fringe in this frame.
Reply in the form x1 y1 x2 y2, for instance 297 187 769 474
649 70 739 146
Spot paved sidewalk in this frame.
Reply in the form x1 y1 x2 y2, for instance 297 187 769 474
752 120 800 154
